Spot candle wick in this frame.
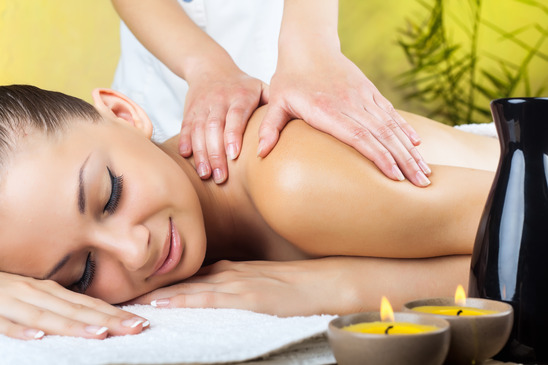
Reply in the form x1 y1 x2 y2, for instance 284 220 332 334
456 310 463 316
384 325 394 335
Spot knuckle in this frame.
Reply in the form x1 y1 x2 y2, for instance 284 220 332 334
351 127 373 141
206 116 224 130
375 124 396 141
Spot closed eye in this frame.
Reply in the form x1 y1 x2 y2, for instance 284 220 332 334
104 167 123 214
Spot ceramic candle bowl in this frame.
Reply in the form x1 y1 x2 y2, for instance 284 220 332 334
327 312 450 365
404 298 514 365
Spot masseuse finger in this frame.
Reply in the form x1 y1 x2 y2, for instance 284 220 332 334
359 104 431 186
190 111 212 179
257 104 293 157
0 316 44 340
224 101 255 161
205 104 229 184
373 92 421 147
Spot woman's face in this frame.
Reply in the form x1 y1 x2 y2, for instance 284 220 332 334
0 116 207 303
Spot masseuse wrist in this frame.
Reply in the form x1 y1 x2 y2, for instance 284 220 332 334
182 49 241 86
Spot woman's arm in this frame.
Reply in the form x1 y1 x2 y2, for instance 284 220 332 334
0 272 148 339
111 0 266 183
124 255 470 315
258 0 430 187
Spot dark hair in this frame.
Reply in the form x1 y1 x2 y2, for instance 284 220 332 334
0 84 101 163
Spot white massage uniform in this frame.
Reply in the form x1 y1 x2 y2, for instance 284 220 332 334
112 0 284 142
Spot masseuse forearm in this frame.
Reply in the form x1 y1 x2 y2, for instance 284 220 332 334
279 0 341 58
111 0 238 82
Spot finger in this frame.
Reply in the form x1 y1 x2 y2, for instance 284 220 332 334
224 103 255 161
257 104 292 157
205 105 229 184
18 281 148 336
374 93 421 146
179 115 194 157
0 316 44 340
189 112 212 179
361 105 431 186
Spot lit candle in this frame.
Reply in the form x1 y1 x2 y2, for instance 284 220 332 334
329 296 451 365
343 297 438 335
412 286 498 316
404 285 514 365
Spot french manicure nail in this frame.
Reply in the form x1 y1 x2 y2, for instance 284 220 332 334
418 160 431 175
213 168 224 183
151 299 170 307
197 163 209 177
392 165 405 181
227 143 238 160
256 139 266 157
122 317 145 328
416 171 431 186
24 329 45 340
410 133 421 145
179 143 191 155
142 320 150 328
85 325 109 336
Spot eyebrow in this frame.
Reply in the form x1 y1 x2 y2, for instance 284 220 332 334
78 154 91 214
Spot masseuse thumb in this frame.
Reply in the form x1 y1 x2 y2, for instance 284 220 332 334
257 105 290 158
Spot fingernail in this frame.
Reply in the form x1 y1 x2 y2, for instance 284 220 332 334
410 133 421 145
256 139 266 157
24 329 45 340
197 163 209 178
151 299 170 307
227 143 238 160
416 171 431 186
418 160 431 175
85 325 109 336
213 168 224 184
122 317 146 328
142 320 150 328
392 165 405 181
179 143 191 156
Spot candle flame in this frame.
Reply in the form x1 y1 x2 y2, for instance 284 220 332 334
454 284 467 306
380 296 395 322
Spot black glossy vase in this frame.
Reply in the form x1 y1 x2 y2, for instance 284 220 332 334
469 97 548 363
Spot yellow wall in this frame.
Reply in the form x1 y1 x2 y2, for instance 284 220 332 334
1 0 546 119
0 0 120 102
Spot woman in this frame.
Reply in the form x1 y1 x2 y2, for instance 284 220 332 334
0 85 498 340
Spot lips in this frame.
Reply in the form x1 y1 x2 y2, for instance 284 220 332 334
151 218 182 277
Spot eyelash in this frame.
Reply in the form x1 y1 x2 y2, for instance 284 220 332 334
104 167 123 215
71 253 96 294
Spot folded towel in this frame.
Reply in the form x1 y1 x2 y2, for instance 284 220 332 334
0 305 336 365
454 122 497 138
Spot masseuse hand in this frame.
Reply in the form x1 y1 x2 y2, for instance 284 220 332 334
126 259 363 316
179 65 267 184
258 53 431 187
0 272 148 340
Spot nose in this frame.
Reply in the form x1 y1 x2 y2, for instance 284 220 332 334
92 223 150 271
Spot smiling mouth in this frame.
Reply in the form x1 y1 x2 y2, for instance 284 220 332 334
151 218 182 277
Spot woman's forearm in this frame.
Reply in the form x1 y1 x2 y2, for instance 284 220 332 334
278 0 341 60
111 0 239 82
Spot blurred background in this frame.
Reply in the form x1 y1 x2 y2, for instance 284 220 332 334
1 0 547 126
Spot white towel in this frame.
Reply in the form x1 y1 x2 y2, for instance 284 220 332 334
0 305 336 364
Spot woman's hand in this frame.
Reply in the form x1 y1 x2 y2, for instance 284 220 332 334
258 51 431 187
125 259 361 316
179 68 267 184
0 272 148 340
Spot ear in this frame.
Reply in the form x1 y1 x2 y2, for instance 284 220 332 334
91 88 153 139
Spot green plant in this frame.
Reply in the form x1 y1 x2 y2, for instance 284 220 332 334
397 0 548 125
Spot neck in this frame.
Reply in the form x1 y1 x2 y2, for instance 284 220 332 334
158 138 253 263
